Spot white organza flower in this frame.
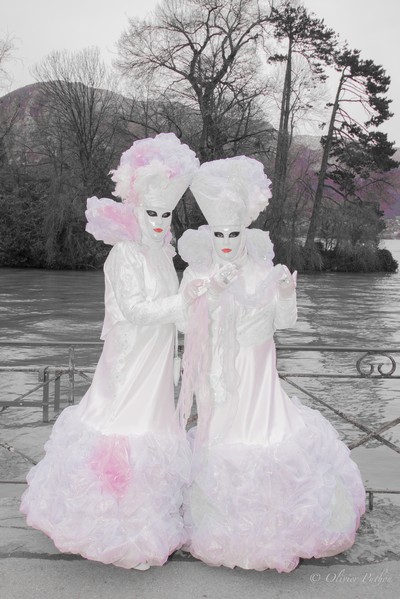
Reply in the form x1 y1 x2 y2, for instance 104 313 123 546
245 229 275 264
178 226 213 271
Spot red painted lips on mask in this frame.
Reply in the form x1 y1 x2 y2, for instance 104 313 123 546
154 228 163 233
222 248 232 253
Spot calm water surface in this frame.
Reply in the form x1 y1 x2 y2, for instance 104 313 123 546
1 240 399 494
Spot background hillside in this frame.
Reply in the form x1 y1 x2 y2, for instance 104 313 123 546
1 81 399 269
2 83 400 221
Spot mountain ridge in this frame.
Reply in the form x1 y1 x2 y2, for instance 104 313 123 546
1 83 399 218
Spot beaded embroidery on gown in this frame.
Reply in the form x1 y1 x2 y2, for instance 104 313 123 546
178 227 366 573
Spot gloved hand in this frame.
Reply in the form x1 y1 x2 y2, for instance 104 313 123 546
182 279 208 306
208 263 238 296
278 265 297 299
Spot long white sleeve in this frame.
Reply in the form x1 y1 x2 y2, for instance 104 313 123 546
177 267 198 333
105 243 184 327
273 291 297 330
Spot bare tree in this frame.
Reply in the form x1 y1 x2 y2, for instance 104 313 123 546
0 34 19 163
30 47 130 266
271 141 319 268
0 34 15 91
33 47 127 195
117 0 274 161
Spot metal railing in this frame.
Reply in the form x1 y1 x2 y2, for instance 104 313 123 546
275 345 400 510
1 341 399 510
0 341 102 421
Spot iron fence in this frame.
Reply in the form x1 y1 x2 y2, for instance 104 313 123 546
0 340 399 510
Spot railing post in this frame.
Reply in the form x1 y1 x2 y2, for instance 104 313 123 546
39 367 50 423
68 346 75 406
54 370 61 413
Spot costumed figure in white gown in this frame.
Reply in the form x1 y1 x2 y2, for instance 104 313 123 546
177 156 366 573
20 133 200 569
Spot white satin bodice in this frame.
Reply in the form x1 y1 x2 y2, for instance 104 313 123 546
179 252 302 445
180 255 297 347
79 240 184 436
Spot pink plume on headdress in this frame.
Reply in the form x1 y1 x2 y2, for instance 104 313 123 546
110 132 199 209
85 196 140 245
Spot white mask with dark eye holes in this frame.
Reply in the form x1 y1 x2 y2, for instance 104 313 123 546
212 226 243 261
141 206 172 244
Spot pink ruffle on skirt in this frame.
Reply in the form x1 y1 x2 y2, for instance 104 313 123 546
184 396 366 573
20 405 191 568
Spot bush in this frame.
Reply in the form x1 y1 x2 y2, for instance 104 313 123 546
320 244 397 273
377 248 398 272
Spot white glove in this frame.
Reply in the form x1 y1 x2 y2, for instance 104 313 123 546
208 263 238 296
182 279 208 306
278 266 297 299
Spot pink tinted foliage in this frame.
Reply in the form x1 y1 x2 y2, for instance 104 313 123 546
290 144 400 216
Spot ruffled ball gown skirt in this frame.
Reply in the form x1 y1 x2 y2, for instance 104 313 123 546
20 321 191 568
184 338 366 573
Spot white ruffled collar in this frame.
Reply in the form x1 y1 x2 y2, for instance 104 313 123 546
178 225 274 272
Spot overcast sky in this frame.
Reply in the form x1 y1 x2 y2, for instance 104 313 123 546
3 0 400 145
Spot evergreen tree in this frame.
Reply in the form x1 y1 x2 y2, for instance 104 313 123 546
305 47 398 252
263 1 337 241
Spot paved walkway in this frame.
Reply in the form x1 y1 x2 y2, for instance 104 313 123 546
1 405 399 599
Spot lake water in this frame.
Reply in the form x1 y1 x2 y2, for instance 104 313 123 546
0 240 399 497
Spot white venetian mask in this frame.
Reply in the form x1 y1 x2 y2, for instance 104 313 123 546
141 206 172 243
212 225 243 261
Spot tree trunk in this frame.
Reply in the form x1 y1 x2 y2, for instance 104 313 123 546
198 86 218 162
305 72 344 251
266 36 293 239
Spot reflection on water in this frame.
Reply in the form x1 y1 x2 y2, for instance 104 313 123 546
0 240 399 493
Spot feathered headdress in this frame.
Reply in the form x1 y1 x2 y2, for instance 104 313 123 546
85 133 199 244
110 132 199 210
190 156 272 227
